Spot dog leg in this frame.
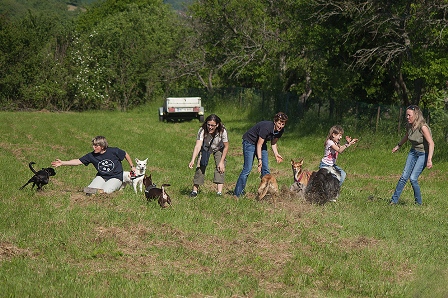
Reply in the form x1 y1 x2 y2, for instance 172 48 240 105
19 180 32 190
159 184 171 208
138 180 142 193
132 181 138 193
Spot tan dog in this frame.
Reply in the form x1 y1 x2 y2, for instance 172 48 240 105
291 159 314 186
256 174 279 204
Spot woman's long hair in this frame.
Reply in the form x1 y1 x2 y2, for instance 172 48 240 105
406 105 426 130
324 125 344 147
201 114 225 136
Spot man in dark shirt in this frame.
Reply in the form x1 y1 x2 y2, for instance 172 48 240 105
234 112 288 198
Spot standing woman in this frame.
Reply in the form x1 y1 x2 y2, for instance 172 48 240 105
390 105 434 205
188 114 229 197
234 112 288 198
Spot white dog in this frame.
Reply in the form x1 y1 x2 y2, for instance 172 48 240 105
122 158 148 193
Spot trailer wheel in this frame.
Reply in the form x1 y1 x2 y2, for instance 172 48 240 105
199 115 204 122
159 115 164 122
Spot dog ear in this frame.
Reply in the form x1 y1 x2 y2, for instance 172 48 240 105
298 159 303 165
291 159 294 165
143 158 148 163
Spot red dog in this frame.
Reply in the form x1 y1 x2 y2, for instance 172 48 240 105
291 159 314 186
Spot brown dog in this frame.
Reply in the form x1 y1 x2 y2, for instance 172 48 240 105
256 174 278 204
291 159 314 186
143 174 171 208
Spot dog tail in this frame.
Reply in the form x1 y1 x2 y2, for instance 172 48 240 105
28 162 37 174
257 186 270 201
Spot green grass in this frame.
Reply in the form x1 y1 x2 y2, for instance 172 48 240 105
1 102 447 297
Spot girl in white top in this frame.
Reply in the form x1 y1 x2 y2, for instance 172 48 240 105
319 125 358 186
188 114 229 197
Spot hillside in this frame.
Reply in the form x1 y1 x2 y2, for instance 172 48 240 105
0 0 189 19
0 0 84 18
164 0 193 11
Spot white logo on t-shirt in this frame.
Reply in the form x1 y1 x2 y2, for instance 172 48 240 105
98 159 115 173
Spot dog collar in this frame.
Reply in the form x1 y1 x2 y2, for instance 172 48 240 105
295 172 303 183
131 174 145 180
144 184 157 192
295 171 311 183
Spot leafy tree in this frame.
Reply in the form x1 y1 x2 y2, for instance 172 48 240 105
0 11 66 108
71 0 182 110
312 0 448 107
186 0 280 91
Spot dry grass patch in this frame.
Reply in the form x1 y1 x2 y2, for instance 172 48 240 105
0 242 33 261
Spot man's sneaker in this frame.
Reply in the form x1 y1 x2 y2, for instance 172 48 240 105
189 191 198 197
217 192 222 196
329 198 337 202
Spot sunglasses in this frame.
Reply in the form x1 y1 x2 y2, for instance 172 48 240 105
407 105 419 111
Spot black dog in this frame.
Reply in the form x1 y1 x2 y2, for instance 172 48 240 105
143 174 171 208
304 167 341 205
20 162 56 191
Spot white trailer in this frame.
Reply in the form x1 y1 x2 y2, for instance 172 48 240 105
159 97 205 122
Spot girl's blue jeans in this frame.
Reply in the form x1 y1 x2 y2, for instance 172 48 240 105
234 140 269 197
391 148 427 205
319 162 346 186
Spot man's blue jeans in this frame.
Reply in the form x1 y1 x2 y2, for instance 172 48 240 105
234 140 269 197
391 149 427 205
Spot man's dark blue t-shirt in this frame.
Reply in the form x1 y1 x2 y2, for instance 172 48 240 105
79 147 126 181
242 121 284 145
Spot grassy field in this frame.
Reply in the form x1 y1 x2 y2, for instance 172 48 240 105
1 102 447 297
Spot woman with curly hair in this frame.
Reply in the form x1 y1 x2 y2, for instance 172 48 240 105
188 114 229 197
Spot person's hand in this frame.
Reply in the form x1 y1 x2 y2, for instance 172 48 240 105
257 160 262 173
51 159 62 167
217 162 225 174
346 136 358 145
188 161 195 169
350 138 359 145
427 159 433 169
275 154 283 163
392 145 399 153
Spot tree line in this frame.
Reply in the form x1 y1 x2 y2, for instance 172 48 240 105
1 0 447 116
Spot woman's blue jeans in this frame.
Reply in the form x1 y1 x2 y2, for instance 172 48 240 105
391 149 427 205
234 140 269 197
319 162 346 186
